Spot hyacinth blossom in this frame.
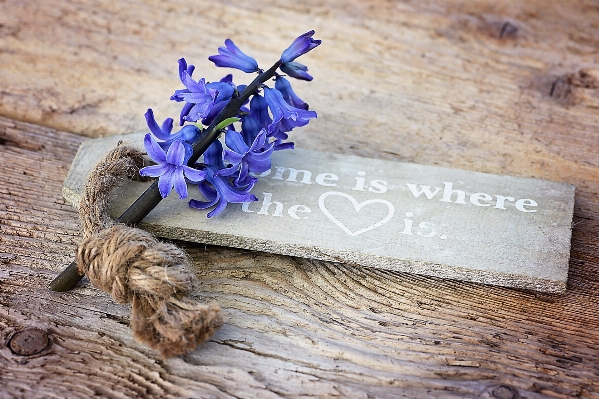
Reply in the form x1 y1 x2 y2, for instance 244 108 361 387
280 30 321 63
139 31 321 217
144 108 201 151
208 39 259 73
170 58 235 125
279 61 313 81
263 86 316 133
139 134 206 199
217 129 275 185
279 30 321 81
275 76 308 110
185 140 257 217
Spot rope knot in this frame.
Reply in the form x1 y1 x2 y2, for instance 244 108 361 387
75 144 223 358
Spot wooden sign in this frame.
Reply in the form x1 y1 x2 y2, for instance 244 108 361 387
63 133 575 293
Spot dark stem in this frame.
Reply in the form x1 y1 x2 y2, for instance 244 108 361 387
49 60 282 292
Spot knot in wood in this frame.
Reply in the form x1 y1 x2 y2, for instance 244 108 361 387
492 385 518 399
9 328 49 356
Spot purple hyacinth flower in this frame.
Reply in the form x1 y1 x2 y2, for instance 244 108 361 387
189 168 258 218
249 93 272 130
189 140 257 218
209 39 259 73
240 114 262 145
171 80 216 123
274 142 295 151
144 108 174 141
171 58 222 124
280 61 313 81
280 30 321 63
145 109 201 151
176 57 196 82
206 81 235 104
200 98 227 126
219 74 234 84
263 87 317 134
275 76 309 110
139 134 206 200
217 129 274 184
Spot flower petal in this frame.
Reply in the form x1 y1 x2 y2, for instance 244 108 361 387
225 130 250 154
241 115 262 145
274 141 295 151
145 109 170 140
172 168 188 199
177 58 189 83
198 181 217 201
264 87 316 133
186 64 195 77
222 149 244 166
280 30 321 63
249 94 272 129
144 133 167 163
249 144 274 162
235 174 258 188
158 169 175 198
178 102 194 126
185 102 213 122
206 197 229 218
164 125 201 144
177 58 197 84
181 71 203 93
213 178 256 203
203 140 224 169
275 77 308 110
166 140 187 166
208 39 259 73
280 62 313 81
206 81 235 103
201 100 227 126
182 166 207 182
139 163 171 177
189 197 218 210
214 165 238 177
263 87 286 122
220 74 233 83
249 129 267 152
161 117 174 137
179 91 213 104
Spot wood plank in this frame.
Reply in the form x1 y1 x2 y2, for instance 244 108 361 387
2 118 599 397
0 0 598 396
63 132 575 293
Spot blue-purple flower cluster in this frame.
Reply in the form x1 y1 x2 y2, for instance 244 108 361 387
139 31 320 217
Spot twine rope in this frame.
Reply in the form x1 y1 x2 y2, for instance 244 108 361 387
75 145 223 358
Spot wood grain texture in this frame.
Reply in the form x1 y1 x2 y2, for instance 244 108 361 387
0 0 599 397
1 118 599 399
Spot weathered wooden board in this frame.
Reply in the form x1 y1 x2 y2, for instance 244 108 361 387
2 0 599 396
4 116 599 399
63 133 575 293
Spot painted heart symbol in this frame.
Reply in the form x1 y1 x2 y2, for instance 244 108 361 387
318 191 395 236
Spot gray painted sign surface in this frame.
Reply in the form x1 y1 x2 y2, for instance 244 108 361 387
63 133 575 293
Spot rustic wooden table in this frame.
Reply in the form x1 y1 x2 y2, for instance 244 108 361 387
1 1 598 398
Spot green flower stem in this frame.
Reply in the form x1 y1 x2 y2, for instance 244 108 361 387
49 60 282 292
